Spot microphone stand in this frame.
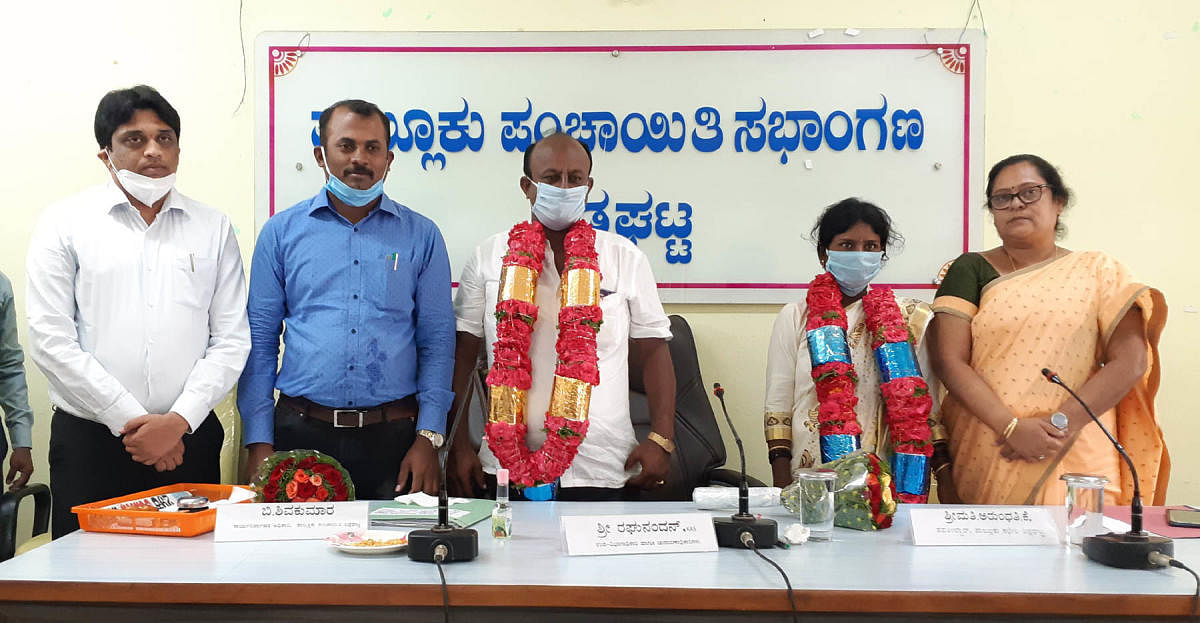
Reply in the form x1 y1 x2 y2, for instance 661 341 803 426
408 364 483 563
711 383 778 549
1041 368 1171 568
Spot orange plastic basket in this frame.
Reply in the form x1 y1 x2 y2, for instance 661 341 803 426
72 483 247 537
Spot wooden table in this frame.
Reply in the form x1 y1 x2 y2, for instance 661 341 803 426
0 502 1195 621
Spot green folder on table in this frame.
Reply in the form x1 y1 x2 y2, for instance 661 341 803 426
369 498 493 529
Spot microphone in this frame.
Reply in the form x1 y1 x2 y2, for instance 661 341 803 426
1040 368 1172 568
408 364 482 563
710 382 778 549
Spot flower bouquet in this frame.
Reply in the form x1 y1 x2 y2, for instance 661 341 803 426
783 450 896 530
249 450 355 503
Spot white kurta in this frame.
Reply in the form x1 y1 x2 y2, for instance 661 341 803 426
763 297 939 472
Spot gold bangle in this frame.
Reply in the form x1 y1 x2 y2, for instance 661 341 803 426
1000 417 1018 443
933 463 952 474
648 431 675 454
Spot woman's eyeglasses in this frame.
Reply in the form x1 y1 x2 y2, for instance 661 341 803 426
988 184 1051 210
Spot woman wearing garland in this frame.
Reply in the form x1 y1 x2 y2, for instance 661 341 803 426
930 154 1167 506
763 199 945 503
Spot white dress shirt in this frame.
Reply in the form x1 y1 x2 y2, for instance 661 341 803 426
456 228 671 489
25 181 250 436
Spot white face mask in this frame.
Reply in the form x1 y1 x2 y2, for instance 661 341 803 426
528 179 588 231
105 150 176 207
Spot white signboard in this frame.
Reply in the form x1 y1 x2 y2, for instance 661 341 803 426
909 506 1062 546
213 501 370 542
560 512 718 556
256 30 984 303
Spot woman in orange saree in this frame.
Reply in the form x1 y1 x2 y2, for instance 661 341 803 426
930 155 1167 506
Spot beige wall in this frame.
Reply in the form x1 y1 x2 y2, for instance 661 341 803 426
1 2 1196 517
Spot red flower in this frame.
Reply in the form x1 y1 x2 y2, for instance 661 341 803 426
555 361 600 385
298 456 316 469
805 273 845 330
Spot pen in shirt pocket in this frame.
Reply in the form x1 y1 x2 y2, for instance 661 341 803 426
189 253 195 272
390 252 398 271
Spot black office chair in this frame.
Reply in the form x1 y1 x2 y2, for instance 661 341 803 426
0 483 51 561
630 314 765 501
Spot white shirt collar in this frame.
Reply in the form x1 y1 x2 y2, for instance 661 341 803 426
103 180 187 216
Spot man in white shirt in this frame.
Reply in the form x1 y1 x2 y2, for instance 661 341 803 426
448 133 676 501
25 85 250 538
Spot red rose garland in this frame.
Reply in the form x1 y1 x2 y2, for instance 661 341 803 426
806 273 862 437
485 220 601 488
806 273 934 503
863 287 934 503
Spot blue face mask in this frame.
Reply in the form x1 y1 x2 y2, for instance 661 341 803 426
321 148 385 207
825 251 883 296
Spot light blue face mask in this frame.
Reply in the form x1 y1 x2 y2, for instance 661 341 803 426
825 251 883 296
527 178 588 231
321 147 385 207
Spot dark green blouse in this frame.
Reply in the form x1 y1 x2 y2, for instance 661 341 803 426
934 252 1000 306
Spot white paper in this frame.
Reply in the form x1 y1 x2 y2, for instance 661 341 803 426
560 513 718 556
214 502 370 542
371 507 468 519
910 506 1061 546
392 492 468 507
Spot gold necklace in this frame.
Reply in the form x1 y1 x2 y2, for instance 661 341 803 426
1000 247 1017 272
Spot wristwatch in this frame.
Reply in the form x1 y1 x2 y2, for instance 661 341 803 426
417 429 445 449
1050 411 1069 431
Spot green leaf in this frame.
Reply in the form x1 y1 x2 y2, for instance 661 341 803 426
557 427 582 439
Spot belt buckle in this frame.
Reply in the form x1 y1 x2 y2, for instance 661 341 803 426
332 409 365 428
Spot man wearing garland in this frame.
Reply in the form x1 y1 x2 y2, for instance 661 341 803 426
238 99 454 498
448 133 676 501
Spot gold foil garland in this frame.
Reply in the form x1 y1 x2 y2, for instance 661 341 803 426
559 268 600 308
499 265 538 304
548 376 593 422
488 386 526 425
490 260 598 427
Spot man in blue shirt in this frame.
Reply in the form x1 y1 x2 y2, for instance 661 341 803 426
238 99 454 498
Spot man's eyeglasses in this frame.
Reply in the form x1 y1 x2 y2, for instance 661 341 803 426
988 184 1051 210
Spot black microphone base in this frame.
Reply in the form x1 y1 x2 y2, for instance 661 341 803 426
714 515 777 549
408 526 479 563
1082 532 1173 569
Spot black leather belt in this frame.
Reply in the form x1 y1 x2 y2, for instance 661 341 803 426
278 394 417 428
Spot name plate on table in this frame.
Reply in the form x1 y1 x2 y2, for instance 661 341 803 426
560 512 718 556
214 501 370 542
910 506 1060 546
